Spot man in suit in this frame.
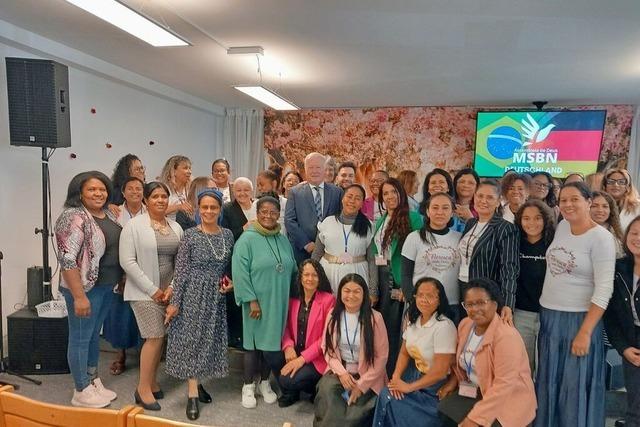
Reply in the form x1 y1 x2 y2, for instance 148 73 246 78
285 152 342 264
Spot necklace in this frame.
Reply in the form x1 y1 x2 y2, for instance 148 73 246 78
264 235 285 273
202 227 226 260
151 218 170 236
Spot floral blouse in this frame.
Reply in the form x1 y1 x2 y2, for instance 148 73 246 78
55 207 116 292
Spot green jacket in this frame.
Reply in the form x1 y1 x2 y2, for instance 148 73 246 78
373 210 424 287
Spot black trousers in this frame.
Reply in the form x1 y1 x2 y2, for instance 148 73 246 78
439 393 502 427
622 326 640 427
263 350 322 396
377 266 404 377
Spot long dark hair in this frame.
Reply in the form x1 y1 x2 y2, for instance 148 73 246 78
111 154 141 205
591 190 624 241
295 259 333 299
406 277 451 324
530 171 558 208
514 199 556 247
419 192 455 245
453 168 480 203
324 274 375 366
338 184 371 237
623 215 640 259
379 178 412 251
64 171 113 209
419 168 454 214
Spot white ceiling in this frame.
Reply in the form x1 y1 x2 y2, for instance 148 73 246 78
1 0 640 109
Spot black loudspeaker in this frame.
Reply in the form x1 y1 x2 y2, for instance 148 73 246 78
5 57 71 148
26 266 47 309
7 309 69 374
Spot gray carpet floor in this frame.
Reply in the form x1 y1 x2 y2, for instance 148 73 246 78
1 341 622 427
3 344 313 427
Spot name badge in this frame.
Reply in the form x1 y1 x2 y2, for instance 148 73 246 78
375 254 387 266
458 381 478 398
338 253 353 264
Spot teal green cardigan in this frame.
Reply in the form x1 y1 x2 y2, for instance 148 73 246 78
372 210 424 287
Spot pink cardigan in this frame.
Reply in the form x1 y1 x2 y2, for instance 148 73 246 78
281 291 336 374
453 316 537 427
321 309 389 395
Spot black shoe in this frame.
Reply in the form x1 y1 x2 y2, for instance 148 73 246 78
277 392 299 408
198 384 212 403
615 419 626 427
134 390 161 411
152 389 164 400
186 397 199 420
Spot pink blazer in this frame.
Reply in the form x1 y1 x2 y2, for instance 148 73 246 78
281 291 335 374
361 197 375 221
453 316 537 427
321 309 389 395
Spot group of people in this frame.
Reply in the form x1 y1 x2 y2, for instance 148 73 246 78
52 151 640 427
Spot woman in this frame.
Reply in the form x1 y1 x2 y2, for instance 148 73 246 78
232 196 297 409
500 173 531 224
362 170 389 221
453 168 480 224
119 182 184 411
281 171 302 199
551 177 562 201
591 190 624 257
211 158 233 203
586 172 604 192
373 178 423 375
513 199 556 373
325 156 338 184
221 177 256 349
401 193 462 320
110 154 145 205
397 170 420 212
221 177 256 241
438 278 536 427
602 168 640 230
373 277 457 427
458 180 519 324
565 172 585 184
314 274 388 427
263 259 335 407
55 171 120 408
536 182 616 427
418 168 455 216
604 216 640 427
164 190 234 420
160 155 193 220
530 171 559 215
312 184 375 293
104 177 145 376
175 176 216 231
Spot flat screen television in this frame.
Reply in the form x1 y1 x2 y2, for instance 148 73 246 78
473 110 606 178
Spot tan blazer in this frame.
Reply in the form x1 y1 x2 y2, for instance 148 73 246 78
453 316 537 427
322 309 389 395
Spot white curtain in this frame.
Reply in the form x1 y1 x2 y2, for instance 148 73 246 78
627 106 640 184
222 108 265 182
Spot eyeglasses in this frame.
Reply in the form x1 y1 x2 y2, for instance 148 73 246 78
532 182 552 189
605 178 628 187
258 209 280 217
461 299 492 310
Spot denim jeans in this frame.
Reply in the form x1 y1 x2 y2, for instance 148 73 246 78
61 284 114 391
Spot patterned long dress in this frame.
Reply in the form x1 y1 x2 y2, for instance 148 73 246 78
165 227 234 379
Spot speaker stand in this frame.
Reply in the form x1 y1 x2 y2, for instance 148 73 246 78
0 252 42 388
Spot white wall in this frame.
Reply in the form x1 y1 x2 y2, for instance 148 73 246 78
0 39 225 333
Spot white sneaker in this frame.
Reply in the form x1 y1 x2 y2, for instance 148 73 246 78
92 378 117 401
257 380 277 404
71 384 111 408
242 383 257 409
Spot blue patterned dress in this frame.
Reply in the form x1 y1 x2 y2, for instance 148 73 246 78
165 227 234 379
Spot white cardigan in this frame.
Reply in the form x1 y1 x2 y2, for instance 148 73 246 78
119 213 183 301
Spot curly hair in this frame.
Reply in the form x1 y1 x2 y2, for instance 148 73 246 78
602 168 640 215
514 199 556 246
591 190 624 241
111 154 140 205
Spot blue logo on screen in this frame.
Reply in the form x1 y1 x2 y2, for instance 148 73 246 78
487 126 522 159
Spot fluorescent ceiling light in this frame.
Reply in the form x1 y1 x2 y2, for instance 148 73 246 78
234 86 299 110
64 0 189 47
